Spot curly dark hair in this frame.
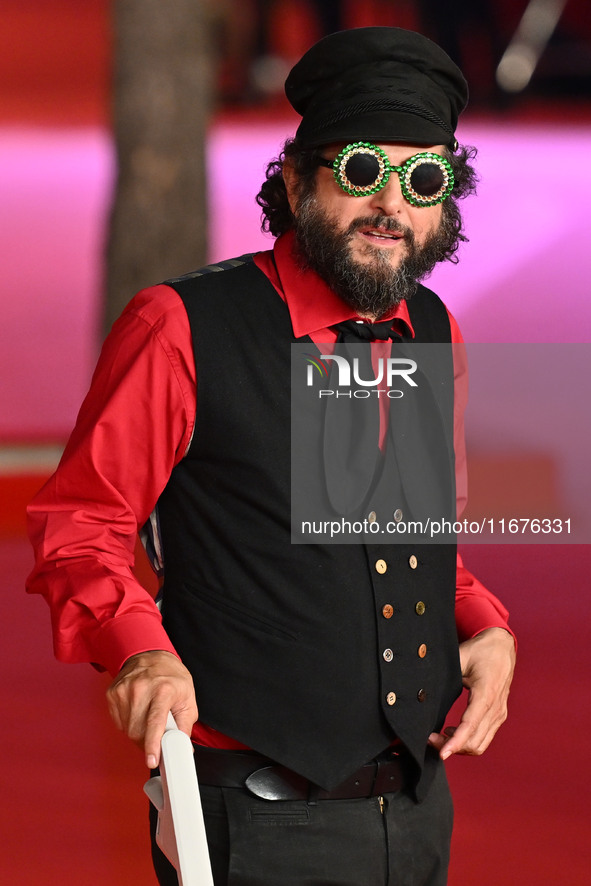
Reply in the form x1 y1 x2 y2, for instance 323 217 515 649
256 139 479 263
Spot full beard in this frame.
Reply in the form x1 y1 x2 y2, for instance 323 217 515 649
292 194 457 318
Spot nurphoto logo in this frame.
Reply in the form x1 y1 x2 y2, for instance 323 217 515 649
304 352 418 398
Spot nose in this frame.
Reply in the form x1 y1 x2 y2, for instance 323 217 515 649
367 172 405 216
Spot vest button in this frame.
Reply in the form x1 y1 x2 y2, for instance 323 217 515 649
418 643 427 658
417 689 427 702
409 554 418 569
375 559 387 574
382 604 394 619
415 601 426 615
368 510 377 523
383 648 394 662
386 692 397 706
393 508 403 522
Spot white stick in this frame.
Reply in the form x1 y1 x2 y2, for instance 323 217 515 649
144 713 215 886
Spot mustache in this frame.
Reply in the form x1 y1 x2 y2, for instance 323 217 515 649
346 215 414 240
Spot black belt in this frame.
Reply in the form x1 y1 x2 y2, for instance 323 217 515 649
193 745 409 801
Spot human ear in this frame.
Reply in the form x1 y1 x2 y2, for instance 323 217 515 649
282 160 300 215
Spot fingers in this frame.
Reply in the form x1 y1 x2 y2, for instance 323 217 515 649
429 627 516 761
427 731 447 753
106 650 198 769
142 702 173 770
427 726 455 753
142 699 198 769
435 699 507 760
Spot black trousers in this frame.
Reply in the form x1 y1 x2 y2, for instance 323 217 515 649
150 759 453 886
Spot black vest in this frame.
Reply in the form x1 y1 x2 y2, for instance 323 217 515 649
156 257 462 796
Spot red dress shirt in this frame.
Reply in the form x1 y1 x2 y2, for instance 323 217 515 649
27 231 512 749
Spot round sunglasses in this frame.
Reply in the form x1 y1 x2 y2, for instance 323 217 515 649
315 142 454 207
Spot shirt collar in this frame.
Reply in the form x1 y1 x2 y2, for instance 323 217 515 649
254 230 415 340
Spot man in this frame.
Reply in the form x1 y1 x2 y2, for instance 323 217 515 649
27 27 516 886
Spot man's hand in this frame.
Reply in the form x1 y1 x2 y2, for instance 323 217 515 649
106 650 198 770
428 627 516 760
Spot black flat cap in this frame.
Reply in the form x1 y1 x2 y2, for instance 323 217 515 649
285 27 468 150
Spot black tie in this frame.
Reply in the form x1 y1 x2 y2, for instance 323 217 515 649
332 318 403 343
322 321 402 516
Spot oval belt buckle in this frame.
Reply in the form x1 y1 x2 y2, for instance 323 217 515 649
245 765 308 801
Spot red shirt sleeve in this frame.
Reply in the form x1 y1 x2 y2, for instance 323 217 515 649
447 308 515 644
455 552 515 642
447 309 468 520
26 284 196 676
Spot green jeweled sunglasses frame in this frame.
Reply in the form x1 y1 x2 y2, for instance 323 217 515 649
316 141 455 207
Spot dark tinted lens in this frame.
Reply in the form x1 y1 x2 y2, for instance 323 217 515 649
409 162 445 197
344 152 381 187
